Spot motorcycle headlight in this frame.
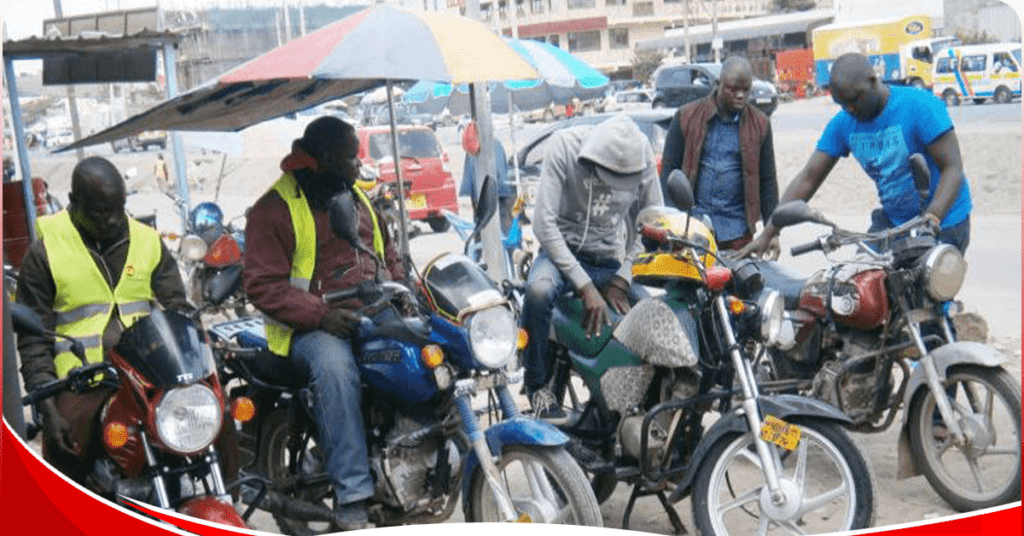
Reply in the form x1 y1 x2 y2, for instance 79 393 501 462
921 244 967 302
180 234 209 262
155 384 222 453
467 306 518 369
758 290 784 346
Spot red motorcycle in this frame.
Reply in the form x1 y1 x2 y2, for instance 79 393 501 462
13 303 250 528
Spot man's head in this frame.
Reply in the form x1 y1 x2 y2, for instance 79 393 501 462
68 156 128 243
829 53 889 122
716 56 754 116
297 116 361 194
577 114 650 191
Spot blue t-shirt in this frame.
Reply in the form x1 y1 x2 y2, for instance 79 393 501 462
816 86 971 228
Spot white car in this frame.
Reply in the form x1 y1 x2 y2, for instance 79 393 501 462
601 90 653 113
49 130 74 148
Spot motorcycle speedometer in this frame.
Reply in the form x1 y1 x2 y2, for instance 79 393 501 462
921 244 967 302
467 306 518 369
155 384 222 453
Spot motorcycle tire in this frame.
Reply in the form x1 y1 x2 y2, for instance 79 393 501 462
692 418 875 536
907 365 1021 511
257 408 336 536
466 445 603 526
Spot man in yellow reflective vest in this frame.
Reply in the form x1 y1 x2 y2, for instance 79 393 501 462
244 117 404 530
16 156 190 483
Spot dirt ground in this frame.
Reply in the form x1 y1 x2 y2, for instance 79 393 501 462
12 96 1022 534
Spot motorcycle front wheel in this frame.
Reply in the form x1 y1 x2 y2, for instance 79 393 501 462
692 419 875 536
907 365 1021 511
466 445 603 526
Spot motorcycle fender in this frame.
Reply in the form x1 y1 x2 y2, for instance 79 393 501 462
178 496 247 528
896 341 1009 479
668 395 852 502
460 417 569 500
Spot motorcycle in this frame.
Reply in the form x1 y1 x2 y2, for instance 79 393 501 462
441 196 534 283
208 175 602 534
179 201 249 319
738 155 1021 512
12 303 248 528
540 170 876 535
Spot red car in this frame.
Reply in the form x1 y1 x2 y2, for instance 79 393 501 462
356 125 457 232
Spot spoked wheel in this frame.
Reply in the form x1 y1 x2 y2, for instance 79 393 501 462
907 365 1021 511
467 445 603 526
257 409 336 536
692 419 875 536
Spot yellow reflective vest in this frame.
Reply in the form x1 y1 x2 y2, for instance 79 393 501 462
263 172 385 357
36 211 162 378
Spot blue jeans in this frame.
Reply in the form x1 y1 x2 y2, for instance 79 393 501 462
869 208 971 254
290 330 373 505
521 250 648 392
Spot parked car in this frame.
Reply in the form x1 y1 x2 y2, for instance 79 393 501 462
110 131 168 153
599 89 653 113
356 125 458 232
651 63 779 116
510 109 676 216
47 130 74 149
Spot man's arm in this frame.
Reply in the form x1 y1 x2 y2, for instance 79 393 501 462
152 241 190 313
532 133 590 291
15 242 59 389
923 129 964 221
758 123 779 224
659 112 686 200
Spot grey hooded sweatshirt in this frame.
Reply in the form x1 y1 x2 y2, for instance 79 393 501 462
533 114 664 291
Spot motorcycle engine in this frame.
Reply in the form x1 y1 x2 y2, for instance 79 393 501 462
369 414 457 510
810 332 887 424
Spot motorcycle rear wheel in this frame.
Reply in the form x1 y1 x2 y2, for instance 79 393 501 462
258 408 336 536
692 419 875 536
907 365 1021 511
466 445 603 526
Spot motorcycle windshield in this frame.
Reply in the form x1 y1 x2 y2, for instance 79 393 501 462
422 254 505 321
115 309 215 386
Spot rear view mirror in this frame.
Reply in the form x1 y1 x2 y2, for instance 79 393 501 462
11 302 47 337
474 174 498 233
770 200 834 229
909 153 931 202
666 169 694 211
328 191 363 249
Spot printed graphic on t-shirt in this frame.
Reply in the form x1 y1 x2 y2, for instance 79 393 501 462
848 125 911 205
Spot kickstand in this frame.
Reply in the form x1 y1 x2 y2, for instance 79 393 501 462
622 484 688 535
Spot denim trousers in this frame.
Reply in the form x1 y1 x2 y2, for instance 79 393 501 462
869 208 971 254
521 250 647 392
290 330 374 505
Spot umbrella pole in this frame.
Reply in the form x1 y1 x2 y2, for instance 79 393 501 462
386 81 413 286
507 91 522 198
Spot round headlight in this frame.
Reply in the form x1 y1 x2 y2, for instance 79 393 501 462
467 306 518 369
758 290 784 346
155 384 222 453
922 244 967 302
180 234 209 262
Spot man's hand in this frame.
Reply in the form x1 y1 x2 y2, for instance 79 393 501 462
579 282 610 338
602 276 632 315
40 398 78 456
731 228 778 260
763 235 782 261
321 308 362 339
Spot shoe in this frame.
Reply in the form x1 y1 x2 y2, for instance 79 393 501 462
333 500 369 531
529 387 566 420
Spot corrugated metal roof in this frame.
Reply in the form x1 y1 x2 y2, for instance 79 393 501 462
638 9 835 50
2 30 180 59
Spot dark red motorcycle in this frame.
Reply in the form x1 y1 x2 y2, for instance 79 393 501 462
13 303 250 528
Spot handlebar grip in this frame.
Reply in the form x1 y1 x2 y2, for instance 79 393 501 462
22 378 68 406
640 225 669 243
323 287 363 305
790 239 823 257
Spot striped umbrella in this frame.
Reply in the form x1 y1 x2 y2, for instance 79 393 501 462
403 38 609 115
63 5 537 149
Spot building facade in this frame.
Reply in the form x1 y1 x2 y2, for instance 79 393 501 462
942 0 1021 43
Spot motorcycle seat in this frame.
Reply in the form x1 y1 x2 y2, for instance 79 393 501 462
238 349 308 390
751 260 808 309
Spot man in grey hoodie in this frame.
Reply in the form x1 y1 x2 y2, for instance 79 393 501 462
522 114 664 417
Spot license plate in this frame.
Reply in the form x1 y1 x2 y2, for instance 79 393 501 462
755 97 772 104
409 194 427 210
760 415 801 451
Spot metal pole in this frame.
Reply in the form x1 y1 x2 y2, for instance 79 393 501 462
282 0 292 43
385 81 413 286
52 0 84 160
683 0 692 62
5 58 38 242
162 42 190 233
712 0 720 64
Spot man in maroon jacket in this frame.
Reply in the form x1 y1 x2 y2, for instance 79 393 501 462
244 117 403 530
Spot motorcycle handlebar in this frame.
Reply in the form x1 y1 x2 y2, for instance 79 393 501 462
790 238 824 257
640 224 669 243
22 362 116 406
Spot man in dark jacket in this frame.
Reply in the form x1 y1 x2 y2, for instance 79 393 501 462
17 156 190 485
659 56 780 257
244 116 404 530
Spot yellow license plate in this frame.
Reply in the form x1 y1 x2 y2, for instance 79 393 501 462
409 194 427 210
760 415 801 451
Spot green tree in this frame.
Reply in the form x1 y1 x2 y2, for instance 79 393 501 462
631 49 666 84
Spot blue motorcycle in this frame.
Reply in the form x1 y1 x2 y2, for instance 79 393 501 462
441 196 533 283
209 178 601 533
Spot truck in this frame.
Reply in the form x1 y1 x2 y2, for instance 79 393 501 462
811 14 958 89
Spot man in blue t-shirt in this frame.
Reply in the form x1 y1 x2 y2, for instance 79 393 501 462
740 52 972 256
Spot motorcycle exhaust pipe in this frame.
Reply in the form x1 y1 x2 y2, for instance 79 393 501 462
253 489 334 523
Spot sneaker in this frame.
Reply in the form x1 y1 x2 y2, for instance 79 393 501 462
333 500 369 531
529 387 566 420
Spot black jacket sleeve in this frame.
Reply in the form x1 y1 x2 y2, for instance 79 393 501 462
759 123 779 225
151 241 191 314
15 241 59 390
659 112 686 203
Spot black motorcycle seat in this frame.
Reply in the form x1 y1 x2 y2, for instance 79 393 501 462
238 349 308 390
750 260 808 309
